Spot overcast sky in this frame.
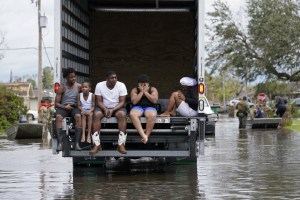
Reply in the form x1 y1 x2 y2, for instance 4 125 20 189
0 0 244 83
0 0 54 82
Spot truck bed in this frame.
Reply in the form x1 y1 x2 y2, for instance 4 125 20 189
52 116 202 165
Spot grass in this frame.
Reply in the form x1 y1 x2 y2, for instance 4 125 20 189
285 119 300 133
0 132 6 139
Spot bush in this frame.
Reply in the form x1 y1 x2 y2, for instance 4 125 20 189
0 86 28 130
290 103 300 118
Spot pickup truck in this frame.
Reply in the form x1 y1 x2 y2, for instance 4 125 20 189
52 0 212 166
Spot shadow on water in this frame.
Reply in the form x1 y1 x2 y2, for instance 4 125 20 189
71 163 199 199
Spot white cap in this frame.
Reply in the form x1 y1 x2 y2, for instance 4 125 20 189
180 77 197 86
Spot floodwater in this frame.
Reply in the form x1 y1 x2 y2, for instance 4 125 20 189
1 115 300 199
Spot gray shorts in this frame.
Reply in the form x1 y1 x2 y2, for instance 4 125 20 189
55 107 80 118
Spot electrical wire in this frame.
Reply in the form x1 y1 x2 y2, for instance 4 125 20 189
0 47 38 50
0 45 54 68
42 38 53 68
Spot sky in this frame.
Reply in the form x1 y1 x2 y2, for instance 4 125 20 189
0 0 54 82
0 0 244 83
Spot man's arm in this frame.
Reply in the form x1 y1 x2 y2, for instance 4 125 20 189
55 85 65 109
77 93 84 114
144 86 158 104
131 87 142 105
77 83 82 95
96 95 106 112
114 95 126 111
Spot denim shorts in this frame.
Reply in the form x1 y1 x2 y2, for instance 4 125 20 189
130 106 157 115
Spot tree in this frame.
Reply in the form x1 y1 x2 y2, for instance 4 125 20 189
255 81 293 99
0 86 28 130
42 66 53 89
27 78 36 89
206 72 244 103
13 76 22 82
206 0 300 82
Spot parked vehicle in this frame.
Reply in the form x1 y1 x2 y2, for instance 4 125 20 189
229 98 254 108
27 110 38 121
291 98 300 108
229 99 240 106
53 0 210 166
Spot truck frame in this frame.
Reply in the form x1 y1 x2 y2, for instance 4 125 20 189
53 0 211 166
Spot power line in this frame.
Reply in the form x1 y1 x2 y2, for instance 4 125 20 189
0 45 54 68
42 38 53 68
0 47 53 50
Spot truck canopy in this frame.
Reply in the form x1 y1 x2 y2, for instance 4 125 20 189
55 0 199 98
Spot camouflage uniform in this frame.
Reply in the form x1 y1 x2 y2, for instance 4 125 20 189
236 99 249 129
38 105 48 124
46 104 55 135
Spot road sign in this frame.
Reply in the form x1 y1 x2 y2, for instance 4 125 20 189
257 93 267 102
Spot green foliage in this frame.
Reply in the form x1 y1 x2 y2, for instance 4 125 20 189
0 115 10 131
206 0 300 82
290 103 300 118
0 86 28 130
285 119 300 132
42 66 54 89
27 78 36 89
206 72 243 103
255 81 293 98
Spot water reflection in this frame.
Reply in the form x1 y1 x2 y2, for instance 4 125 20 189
71 164 199 199
0 134 199 199
197 115 300 199
0 136 73 200
1 115 300 199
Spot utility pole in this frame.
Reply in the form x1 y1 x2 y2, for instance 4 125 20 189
222 71 226 113
37 0 43 108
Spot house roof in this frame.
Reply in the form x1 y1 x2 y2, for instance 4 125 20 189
0 82 35 98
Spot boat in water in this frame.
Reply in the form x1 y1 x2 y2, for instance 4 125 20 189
6 122 44 140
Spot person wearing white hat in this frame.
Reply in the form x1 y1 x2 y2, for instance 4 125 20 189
160 77 198 117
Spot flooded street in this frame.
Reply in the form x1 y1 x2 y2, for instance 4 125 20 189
198 115 300 199
1 115 300 199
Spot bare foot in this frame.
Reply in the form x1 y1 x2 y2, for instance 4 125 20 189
159 112 170 117
87 136 91 143
81 136 85 143
141 135 148 144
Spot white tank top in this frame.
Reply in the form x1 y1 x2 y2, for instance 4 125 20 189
80 92 92 110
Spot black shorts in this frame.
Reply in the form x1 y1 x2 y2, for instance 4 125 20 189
56 107 80 118
94 106 127 116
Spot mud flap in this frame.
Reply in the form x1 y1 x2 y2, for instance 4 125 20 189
62 134 71 157
61 117 71 157
189 118 197 159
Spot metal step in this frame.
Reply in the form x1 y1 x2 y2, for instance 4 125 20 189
69 150 190 157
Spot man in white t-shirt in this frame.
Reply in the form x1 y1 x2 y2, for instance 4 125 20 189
90 71 128 155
